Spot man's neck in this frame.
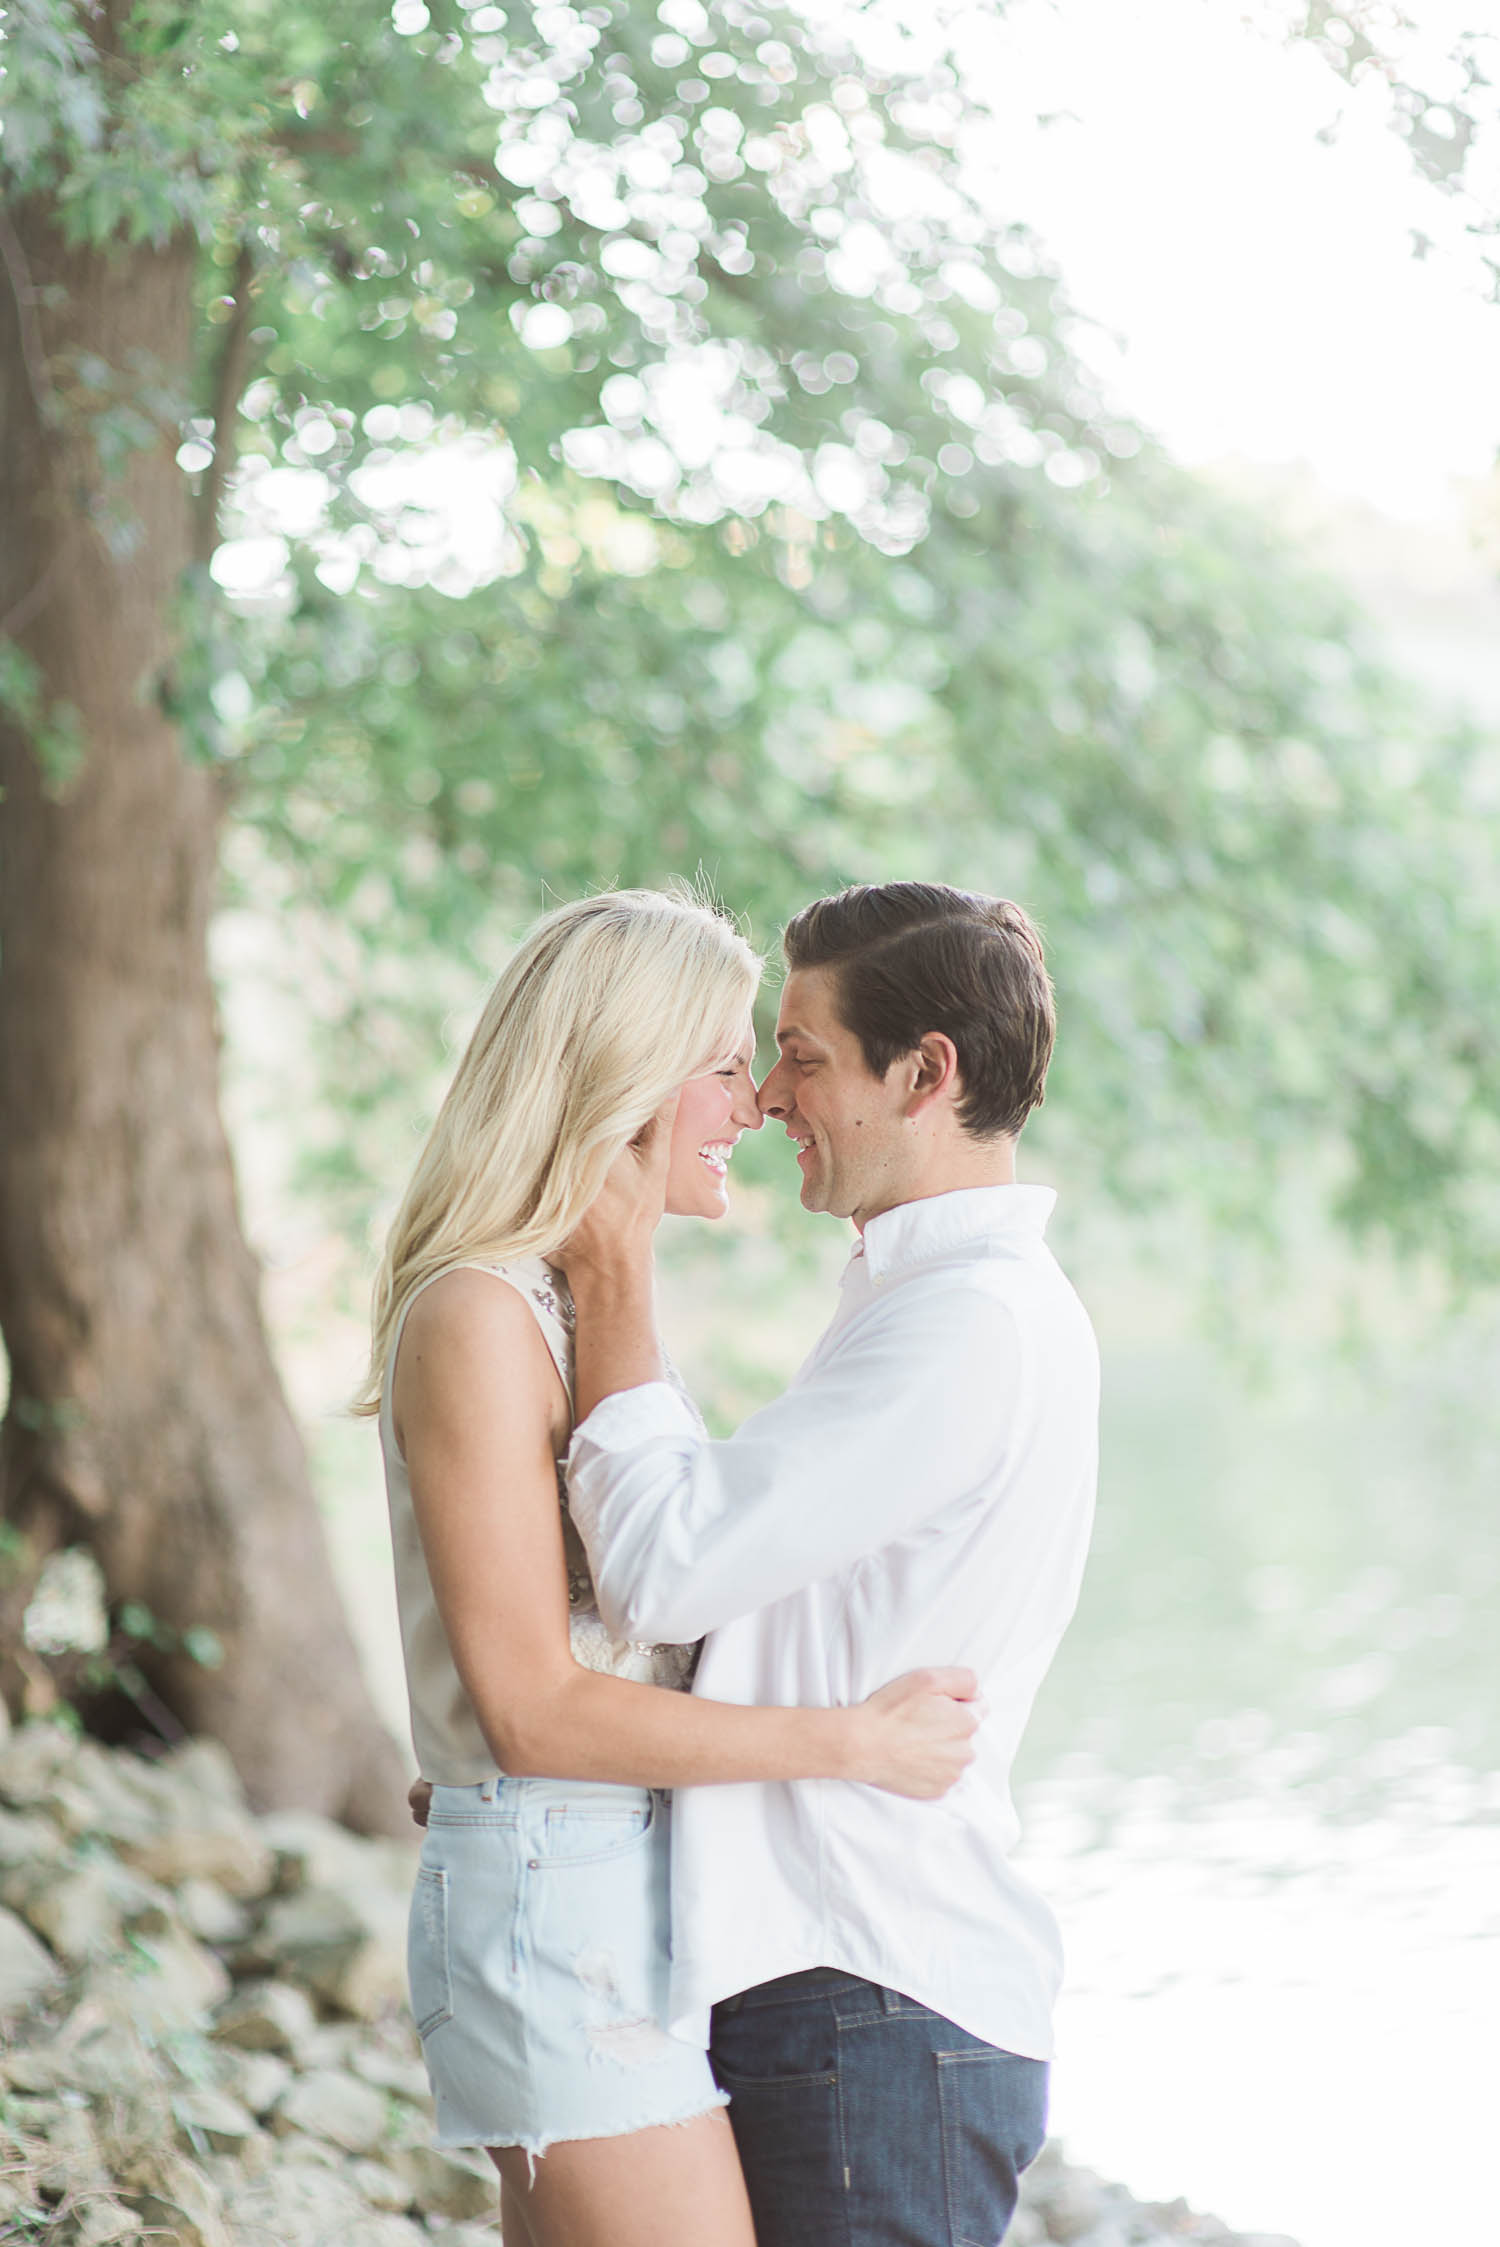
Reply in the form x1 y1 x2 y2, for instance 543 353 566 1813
852 1137 1018 1233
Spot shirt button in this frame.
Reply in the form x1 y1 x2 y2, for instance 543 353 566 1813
528 1859 540 1870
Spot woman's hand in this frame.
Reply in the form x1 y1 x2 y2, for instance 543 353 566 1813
845 1667 984 1799
557 1092 679 1280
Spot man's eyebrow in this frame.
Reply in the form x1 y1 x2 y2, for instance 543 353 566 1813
775 1024 823 1050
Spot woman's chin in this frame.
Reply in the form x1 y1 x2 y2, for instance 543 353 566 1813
665 1174 730 1220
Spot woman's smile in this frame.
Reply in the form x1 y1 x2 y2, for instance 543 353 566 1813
698 1138 738 1179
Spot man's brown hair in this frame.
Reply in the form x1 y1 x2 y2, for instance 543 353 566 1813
781 882 1055 1138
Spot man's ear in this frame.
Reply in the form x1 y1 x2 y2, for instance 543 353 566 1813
906 1032 961 1118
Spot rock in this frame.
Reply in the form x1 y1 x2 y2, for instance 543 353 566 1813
395 2142 499 2223
59 1743 169 1848
1021 2153 1112 2242
62 2011 157 2100
211 1977 317 2058
0 2187 46 2235
175 1876 250 1945
15 1860 123 1962
115 2145 229 2247
93 2079 182 2176
274 2127 342 2168
351 2039 432 2104
65 2199 146 2244
0 1901 63 2017
272 2066 390 2154
0 1804 65 1870
158 1738 250 1815
222 2163 429 2247
3 2039 68 2093
100 1741 270 1898
11 1858 169 1965
105 1926 231 2032
349 2156 415 2211
253 1881 408 2019
298 2018 366 2070
257 1807 412 1895
0 1720 80 1809
119 1818 274 1901
36 2103 111 2201
172 2086 260 2156
217 2048 293 2118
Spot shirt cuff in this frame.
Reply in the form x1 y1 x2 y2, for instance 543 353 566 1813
567 1380 699 1462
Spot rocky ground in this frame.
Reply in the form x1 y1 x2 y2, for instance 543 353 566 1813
0 1714 1299 2247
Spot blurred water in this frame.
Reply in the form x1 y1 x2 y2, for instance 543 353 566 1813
1006 1315 1500 2247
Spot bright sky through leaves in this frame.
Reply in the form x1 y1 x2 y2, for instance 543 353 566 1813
907 0 1500 523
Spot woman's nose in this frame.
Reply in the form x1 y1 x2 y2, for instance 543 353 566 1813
731 1073 763 1130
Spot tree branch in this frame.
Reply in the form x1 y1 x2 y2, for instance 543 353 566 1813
195 242 256 567
0 550 67 645
0 208 60 432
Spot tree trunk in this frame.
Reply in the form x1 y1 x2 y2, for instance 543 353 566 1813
0 207 408 1834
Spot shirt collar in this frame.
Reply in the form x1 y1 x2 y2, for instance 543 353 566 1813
848 1184 1058 1286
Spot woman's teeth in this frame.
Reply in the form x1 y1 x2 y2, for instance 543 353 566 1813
698 1143 733 1177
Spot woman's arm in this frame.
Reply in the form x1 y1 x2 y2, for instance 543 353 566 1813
393 1272 978 1796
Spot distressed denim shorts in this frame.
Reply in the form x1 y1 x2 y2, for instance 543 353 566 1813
409 1777 728 2158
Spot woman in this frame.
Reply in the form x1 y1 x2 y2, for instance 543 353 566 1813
358 889 978 2247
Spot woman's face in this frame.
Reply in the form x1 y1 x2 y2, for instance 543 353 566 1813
665 1024 761 1218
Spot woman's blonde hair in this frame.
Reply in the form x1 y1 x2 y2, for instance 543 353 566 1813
353 887 761 1415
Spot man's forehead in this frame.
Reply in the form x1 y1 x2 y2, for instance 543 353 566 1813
774 966 840 1042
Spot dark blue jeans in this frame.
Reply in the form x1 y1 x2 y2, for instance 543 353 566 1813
710 1967 1048 2247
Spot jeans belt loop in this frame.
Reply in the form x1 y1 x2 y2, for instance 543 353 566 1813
478 1772 498 1802
880 1983 905 2015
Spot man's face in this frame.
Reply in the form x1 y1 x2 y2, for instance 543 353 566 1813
757 966 912 1228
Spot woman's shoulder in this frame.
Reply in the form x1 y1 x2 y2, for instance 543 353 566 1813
398 1263 551 1361
400 1256 573 1398
393 1263 571 1431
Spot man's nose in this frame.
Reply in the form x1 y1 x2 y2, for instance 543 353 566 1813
757 1059 791 1120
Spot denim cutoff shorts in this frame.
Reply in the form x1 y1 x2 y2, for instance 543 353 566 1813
409 1777 728 2158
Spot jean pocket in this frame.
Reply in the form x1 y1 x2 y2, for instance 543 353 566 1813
710 2002 838 2092
408 1864 453 2038
937 2048 1048 2247
538 1794 656 1867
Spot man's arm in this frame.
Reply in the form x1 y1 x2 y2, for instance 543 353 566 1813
565 1278 1021 1643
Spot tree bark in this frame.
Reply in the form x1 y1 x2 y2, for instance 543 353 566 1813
0 207 408 1834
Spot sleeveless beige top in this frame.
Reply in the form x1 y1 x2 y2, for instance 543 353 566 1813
380 1254 699 1784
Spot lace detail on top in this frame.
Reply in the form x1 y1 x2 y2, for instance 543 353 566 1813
482 1257 700 1694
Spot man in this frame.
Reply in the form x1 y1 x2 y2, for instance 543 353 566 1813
561 881 1100 2247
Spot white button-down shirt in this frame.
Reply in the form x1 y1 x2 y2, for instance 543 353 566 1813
566 1183 1099 2058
